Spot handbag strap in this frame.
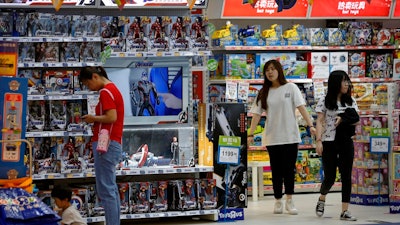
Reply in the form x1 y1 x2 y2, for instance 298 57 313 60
99 88 115 134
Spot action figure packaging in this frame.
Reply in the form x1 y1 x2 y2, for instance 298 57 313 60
118 182 131 214
44 70 72 95
85 15 101 37
14 11 27 37
48 100 67 131
0 11 13 36
60 42 80 62
182 179 198 210
168 180 186 210
34 42 59 62
125 16 149 52
71 187 89 218
35 13 55 36
80 41 101 62
121 126 194 169
103 35 126 52
130 182 151 213
18 69 45 95
189 15 209 51
149 181 168 212
59 136 85 174
208 85 226 103
168 16 190 51
31 137 59 174
54 14 71 37
18 42 35 63
27 100 45 131
197 178 217 209
71 15 85 37
81 136 94 173
148 16 170 52
66 99 87 132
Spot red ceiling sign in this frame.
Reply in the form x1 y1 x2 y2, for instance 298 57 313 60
310 0 392 18
222 0 309 18
393 0 400 17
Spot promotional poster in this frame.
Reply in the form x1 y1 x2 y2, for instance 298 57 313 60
211 103 247 208
105 59 190 125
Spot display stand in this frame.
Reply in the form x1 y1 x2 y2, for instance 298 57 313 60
369 128 391 206
217 135 244 222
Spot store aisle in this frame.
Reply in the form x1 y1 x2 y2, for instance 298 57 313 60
121 192 400 225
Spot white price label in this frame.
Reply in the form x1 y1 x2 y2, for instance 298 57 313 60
218 146 240 165
370 137 390 153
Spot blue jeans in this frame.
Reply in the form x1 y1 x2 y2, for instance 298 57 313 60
93 140 122 225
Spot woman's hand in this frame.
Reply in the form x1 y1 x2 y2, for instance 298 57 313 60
310 126 316 136
334 116 342 127
81 114 95 123
247 136 254 146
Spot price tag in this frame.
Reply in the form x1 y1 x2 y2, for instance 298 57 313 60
218 146 240 165
217 135 241 165
370 136 390 153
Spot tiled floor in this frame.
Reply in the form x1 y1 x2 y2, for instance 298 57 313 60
122 192 400 225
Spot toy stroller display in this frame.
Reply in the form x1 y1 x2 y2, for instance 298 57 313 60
0 139 61 225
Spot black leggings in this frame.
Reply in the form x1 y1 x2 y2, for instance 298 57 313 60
267 143 298 199
320 140 354 203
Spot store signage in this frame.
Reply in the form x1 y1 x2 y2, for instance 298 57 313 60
100 0 207 8
310 0 392 18
393 0 400 17
0 42 18 77
221 0 309 18
369 128 390 154
217 135 240 165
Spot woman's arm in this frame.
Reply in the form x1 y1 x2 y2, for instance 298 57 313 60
297 105 316 135
82 109 117 124
315 112 325 156
247 113 261 145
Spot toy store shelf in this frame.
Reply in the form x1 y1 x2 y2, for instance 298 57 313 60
0 37 102 43
212 46 312 51
18 62 102 68
26 130 93 138
248 146 267 151
209 78 313 84
248 182 342 195
358 110 389 116
115 166 214 176
27 94 94 101
85 209 218 223
212 45 396 51
32 166 214 180
109 50 212 58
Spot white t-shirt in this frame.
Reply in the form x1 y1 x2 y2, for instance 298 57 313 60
61 205 87 225
249 82 306 146
314 97 359 142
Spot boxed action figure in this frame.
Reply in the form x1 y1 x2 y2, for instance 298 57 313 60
27 100 45 131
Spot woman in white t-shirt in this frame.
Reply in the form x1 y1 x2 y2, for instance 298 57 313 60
248 59 316 215
314 70 359 221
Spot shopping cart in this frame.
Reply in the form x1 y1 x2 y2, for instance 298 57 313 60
0 139 61 225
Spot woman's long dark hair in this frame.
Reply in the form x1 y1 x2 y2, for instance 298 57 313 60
79 66 109 82
325 70 353 110
255 59 288 110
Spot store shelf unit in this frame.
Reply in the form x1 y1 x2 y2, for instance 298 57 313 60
208 39 399 199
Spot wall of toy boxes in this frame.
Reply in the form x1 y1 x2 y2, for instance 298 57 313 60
206 14 400 210
0 5 223 223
